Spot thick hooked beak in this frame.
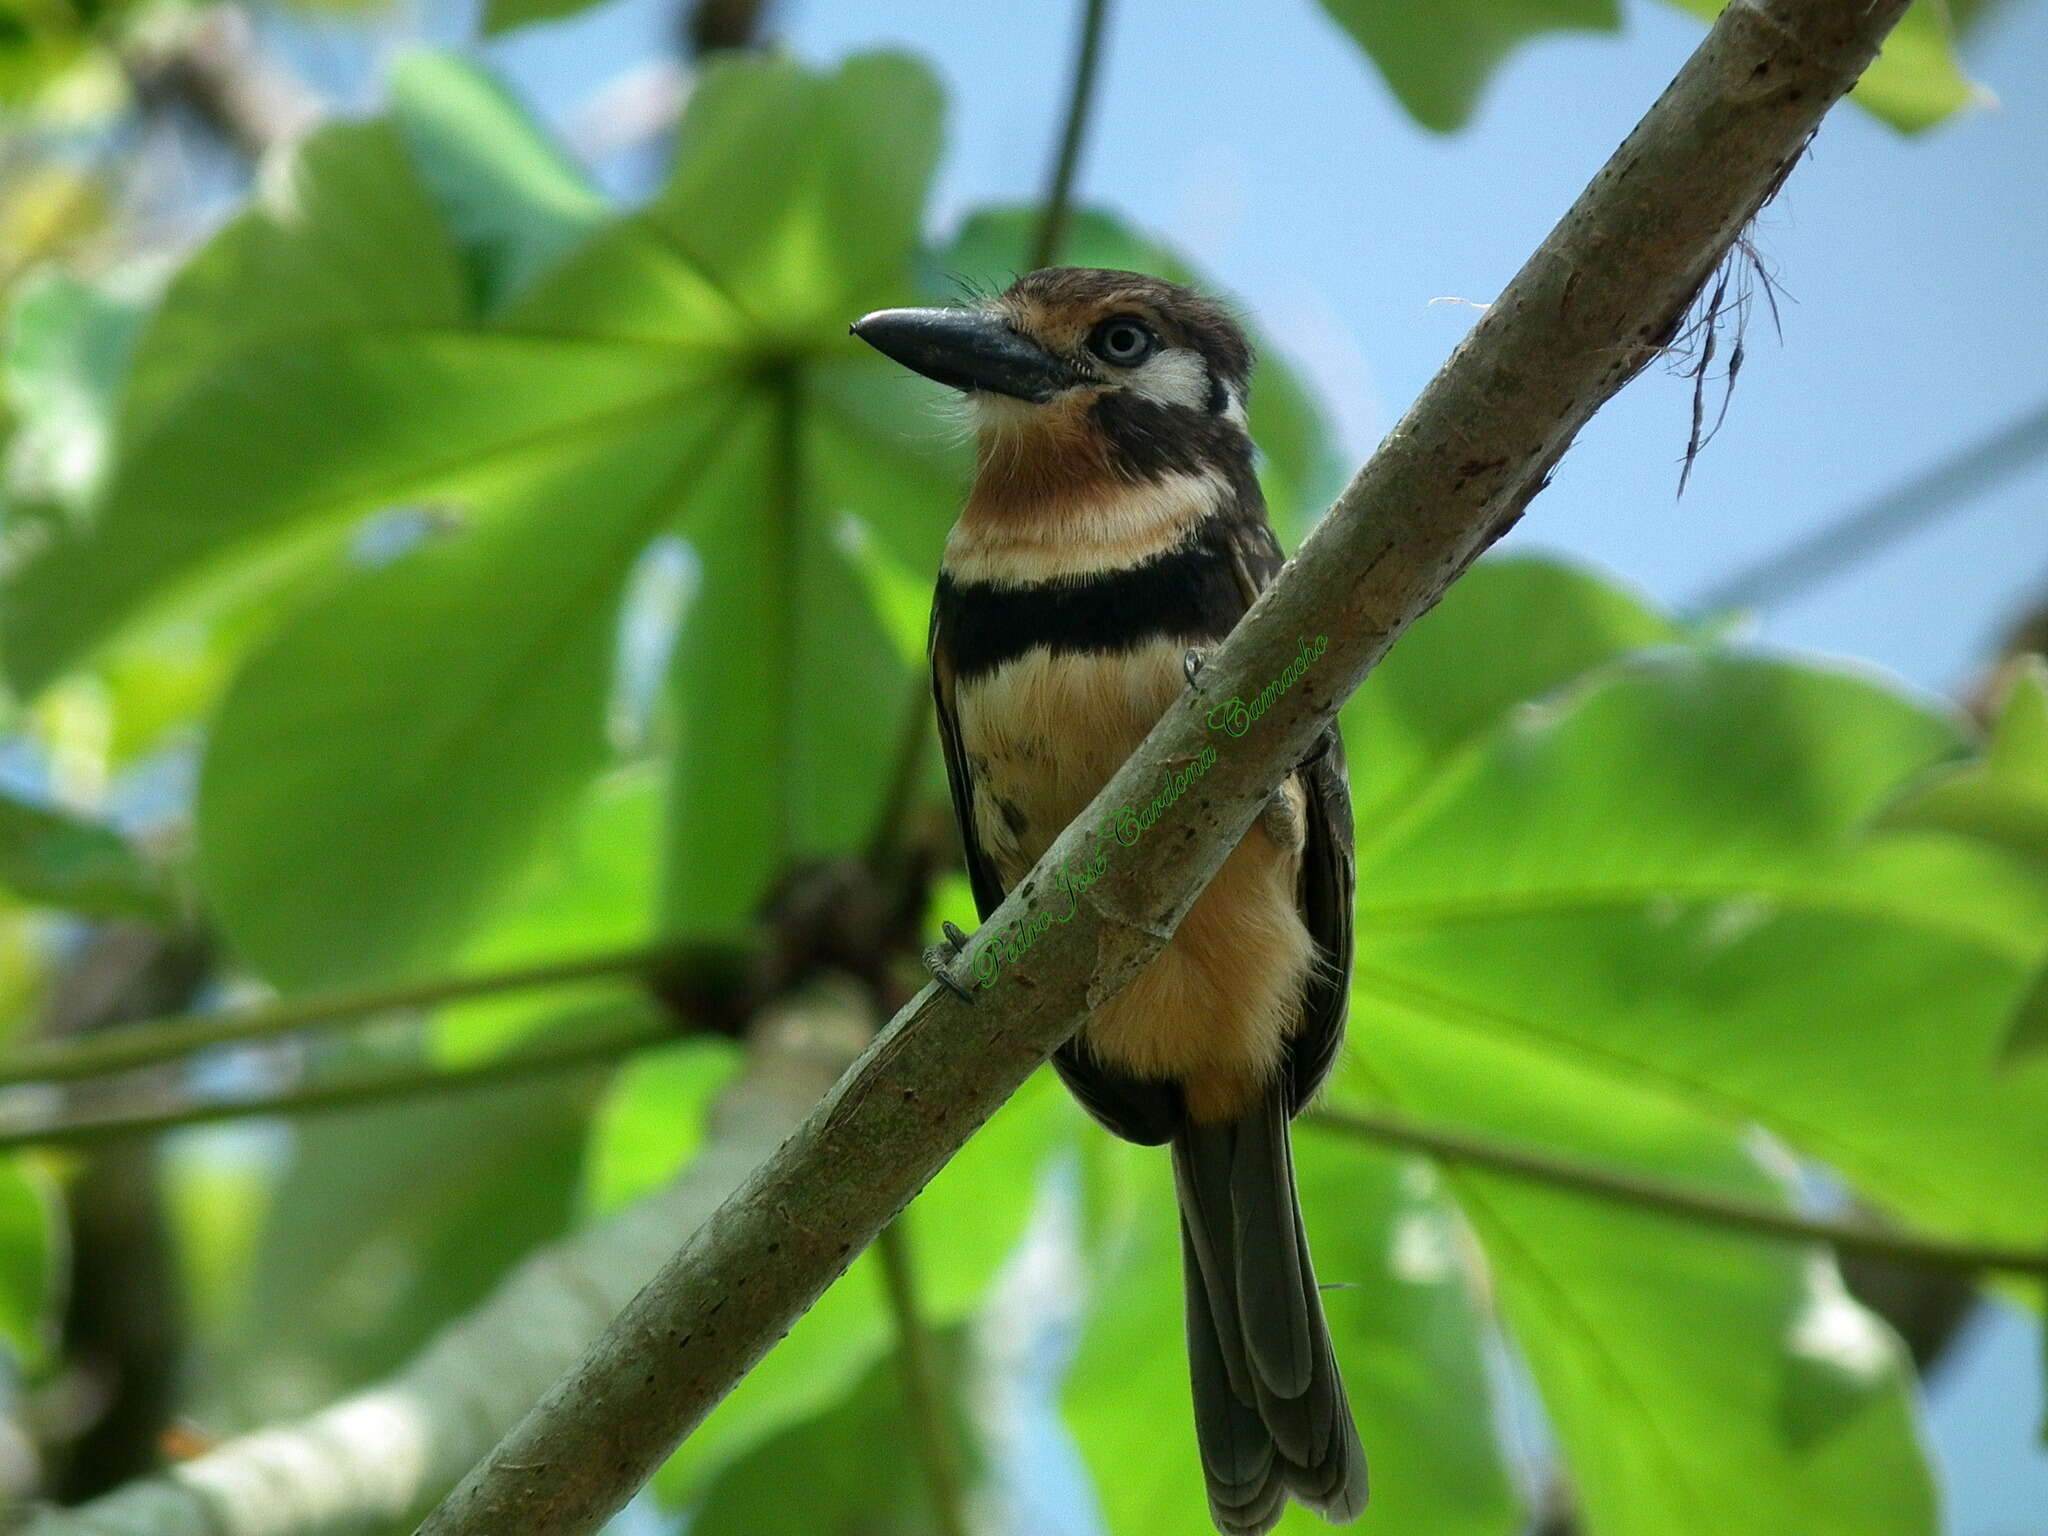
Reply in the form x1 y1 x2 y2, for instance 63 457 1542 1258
850 307 1077 403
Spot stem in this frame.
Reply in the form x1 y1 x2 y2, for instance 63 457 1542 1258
0 1018 669 1154
875 1220 971 1536
1029 0 1112 270
1686 395 2048 615
1306 1107 2048 1279
0 940 696 1091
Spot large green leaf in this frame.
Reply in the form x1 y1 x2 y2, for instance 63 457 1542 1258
1661 0 1979 133
0 1153 60 1371
230 1025 615 1416
1348 647 2048 1243
1316 0 1980 133
650 1074 1071 1507
1063 1132 1520 1536
1 268 141 514
195 403 733 988
1315 0 1620 133
1876 658 2048 1058
388 50 608 312
5 52 969 987
0 792 161 918
1339 555 1684 825
1 117 471 692
690 1324 978 1536
1339 1021 1936 1536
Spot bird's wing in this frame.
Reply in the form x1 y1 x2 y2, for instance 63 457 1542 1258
929 600 1009 924
1218 517 1356 1118
931 582 1186 1144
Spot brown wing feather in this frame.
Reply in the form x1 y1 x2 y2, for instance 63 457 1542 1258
929 601 1008 923
931 591 1185 1142
1217 516 1355 1117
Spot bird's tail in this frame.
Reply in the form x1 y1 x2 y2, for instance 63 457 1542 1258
1172 1086 1369 1535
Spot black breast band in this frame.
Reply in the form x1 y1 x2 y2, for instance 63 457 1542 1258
936 519 1247 683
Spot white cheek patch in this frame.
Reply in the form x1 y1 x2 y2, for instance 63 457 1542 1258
1127 347 1213 411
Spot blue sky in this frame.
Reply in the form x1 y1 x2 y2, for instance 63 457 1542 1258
294 0 2048 1525
478 0 2048 702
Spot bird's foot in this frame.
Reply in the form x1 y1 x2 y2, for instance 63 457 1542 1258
922 920 976 1005
1183 648 1207 689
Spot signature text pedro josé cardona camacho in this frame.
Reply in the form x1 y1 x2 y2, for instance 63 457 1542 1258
968 634 1331 990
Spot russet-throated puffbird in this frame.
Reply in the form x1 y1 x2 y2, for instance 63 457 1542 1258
853 268 1367 1534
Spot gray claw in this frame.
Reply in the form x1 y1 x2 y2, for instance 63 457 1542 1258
924 922 976 1004
1183 648 1206 688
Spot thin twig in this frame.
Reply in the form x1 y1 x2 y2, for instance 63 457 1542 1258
0 1017 670 1154
1686 395 2048 615
20 979 872 1536
875 1220 971 1536
1306 1108 2048 1279
1029 0 1112 271
0 940 704 1091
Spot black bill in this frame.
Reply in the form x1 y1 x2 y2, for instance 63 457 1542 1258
851 307 1078 402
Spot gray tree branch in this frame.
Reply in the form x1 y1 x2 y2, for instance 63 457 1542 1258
13 978 873 1536
412 2 1917 1531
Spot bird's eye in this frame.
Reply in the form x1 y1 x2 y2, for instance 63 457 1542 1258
1087 316 1157 367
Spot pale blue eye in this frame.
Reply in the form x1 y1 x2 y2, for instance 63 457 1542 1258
1089 316 1156 366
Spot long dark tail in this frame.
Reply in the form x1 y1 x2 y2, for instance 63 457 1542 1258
1172 1086 1369 1535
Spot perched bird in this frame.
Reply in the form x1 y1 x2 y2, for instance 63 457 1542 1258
853 269 1367 1534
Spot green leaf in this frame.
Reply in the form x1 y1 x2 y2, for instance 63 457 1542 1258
1874 658 2048 1061
1341 1022 1936 1536
1315 0 1978 134
0 792 161 917
478 0 601 38
1315 0 1620 134
1661 0 1978 133
1064 1130 1519 1536
937 206 1344 540
582 1036 741 1216
195 405 727 989
1879 656 2048 866
1342 555 1683 824
21 53 963 985
438 766 667 1063
0 1154 60 1371
2006 963 2048 1064
2 118 470 694
1350 645 2048 1244
389 50 607 312
233 1029 612 1413
690 1324 978 1536
1 268 142 512
834 511 934 670
651 1074 1067 1505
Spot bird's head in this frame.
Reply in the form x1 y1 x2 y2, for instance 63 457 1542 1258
852 268 1256 500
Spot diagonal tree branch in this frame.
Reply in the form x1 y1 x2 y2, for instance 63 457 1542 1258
12 977 873 1536
414 2 1918 1531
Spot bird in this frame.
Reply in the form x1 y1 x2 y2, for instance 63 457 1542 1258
852 267 1367 1535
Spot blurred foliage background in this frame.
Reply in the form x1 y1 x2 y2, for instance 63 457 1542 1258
0 0 2044 1533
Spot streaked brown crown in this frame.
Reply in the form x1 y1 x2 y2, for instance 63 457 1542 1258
998 268 1254 401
